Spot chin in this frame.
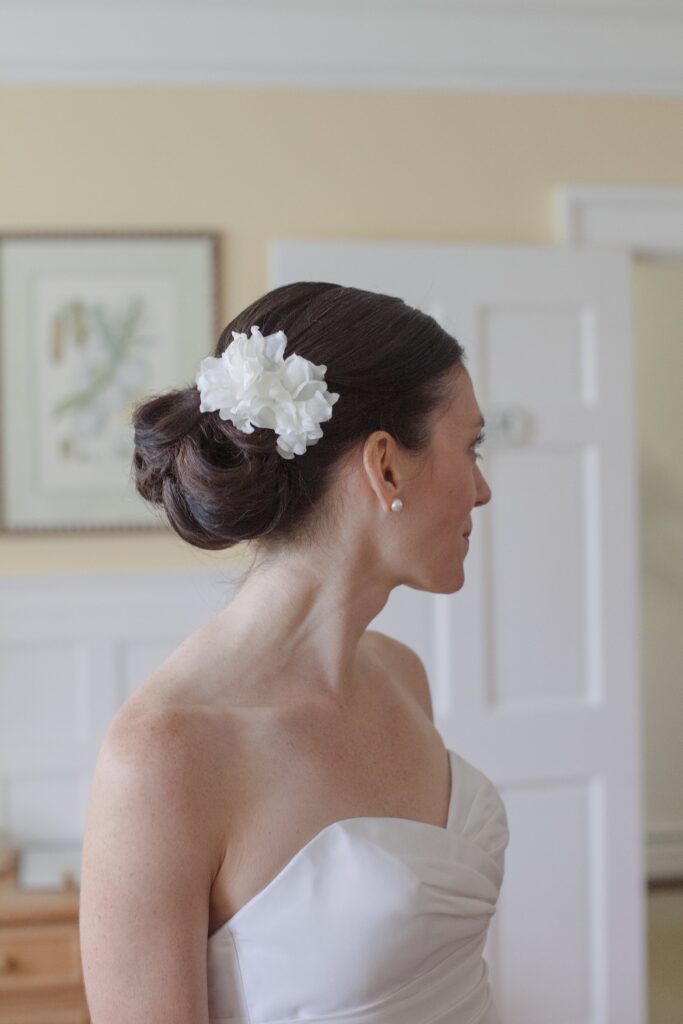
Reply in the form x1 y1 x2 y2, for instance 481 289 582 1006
408 564 465 595
446 571 466 595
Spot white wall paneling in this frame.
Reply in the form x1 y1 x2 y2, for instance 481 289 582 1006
0 570 237 845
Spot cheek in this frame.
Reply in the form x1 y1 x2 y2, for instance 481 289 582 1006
429 475 471 527
448 468 478 516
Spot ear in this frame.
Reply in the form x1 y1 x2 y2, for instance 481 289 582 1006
362 431 402 513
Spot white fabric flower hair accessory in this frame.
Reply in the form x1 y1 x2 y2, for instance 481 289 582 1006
195 325 340 460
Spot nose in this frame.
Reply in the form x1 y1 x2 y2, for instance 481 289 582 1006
474 465 492 507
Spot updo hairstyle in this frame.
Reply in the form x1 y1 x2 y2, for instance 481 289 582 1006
131 281 465 553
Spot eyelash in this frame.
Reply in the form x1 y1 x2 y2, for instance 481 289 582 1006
471 430 486 461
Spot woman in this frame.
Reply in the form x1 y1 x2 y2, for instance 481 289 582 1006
79 281 509 1023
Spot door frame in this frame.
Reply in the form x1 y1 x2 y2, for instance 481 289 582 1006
554 185 683 260
555 184 683 881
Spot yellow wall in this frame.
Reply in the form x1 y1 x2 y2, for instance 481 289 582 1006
632 262 683 827
1 85 682 578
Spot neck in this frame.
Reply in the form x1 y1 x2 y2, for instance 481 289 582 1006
217 539 392 703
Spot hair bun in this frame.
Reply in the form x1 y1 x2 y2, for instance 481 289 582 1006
131 388 200 506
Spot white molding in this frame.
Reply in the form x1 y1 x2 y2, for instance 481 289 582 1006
1 2 683 95
555 182 683 886
554 185 683 257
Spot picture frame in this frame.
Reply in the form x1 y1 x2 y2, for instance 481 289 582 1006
0 231 221 533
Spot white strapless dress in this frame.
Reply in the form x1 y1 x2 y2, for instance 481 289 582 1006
207 748 509 1024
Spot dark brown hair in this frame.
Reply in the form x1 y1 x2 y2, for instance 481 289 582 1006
131 281 465 552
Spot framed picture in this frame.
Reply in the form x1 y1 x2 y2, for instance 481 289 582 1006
0 231 220 532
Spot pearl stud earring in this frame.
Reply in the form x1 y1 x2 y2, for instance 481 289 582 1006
391 498 403 512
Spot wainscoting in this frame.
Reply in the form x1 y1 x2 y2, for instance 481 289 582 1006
0 570 241 846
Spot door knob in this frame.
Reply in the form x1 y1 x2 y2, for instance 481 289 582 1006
482 406 534 445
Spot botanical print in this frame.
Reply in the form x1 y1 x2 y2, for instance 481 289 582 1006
0 232 216 530
35 276 176 491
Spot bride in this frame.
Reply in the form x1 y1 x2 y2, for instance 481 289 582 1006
79 280 508 1023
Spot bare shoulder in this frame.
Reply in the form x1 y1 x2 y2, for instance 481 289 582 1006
80 702 227 1021
99 699 227 874
364 629 434 723
104 698 204 765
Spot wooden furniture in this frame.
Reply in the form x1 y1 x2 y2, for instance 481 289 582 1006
0 844 89 1024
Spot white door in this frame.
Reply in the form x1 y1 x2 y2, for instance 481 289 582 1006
270 240 646 1024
